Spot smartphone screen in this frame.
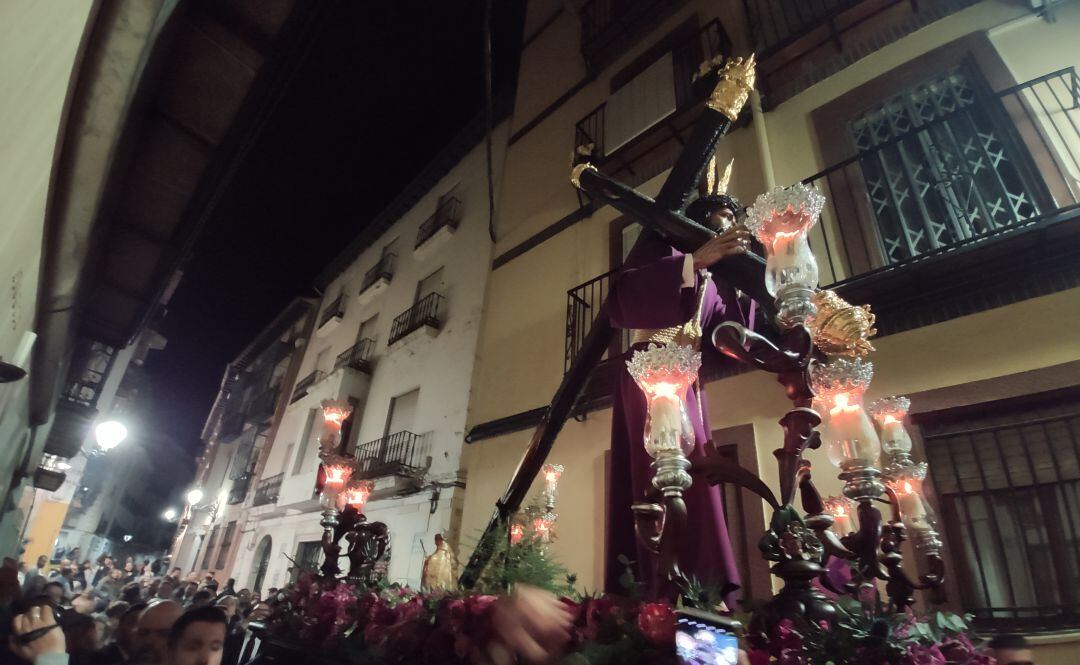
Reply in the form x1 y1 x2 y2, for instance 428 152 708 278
675 609 740 665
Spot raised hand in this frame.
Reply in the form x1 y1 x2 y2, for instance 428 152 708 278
692 225 752 270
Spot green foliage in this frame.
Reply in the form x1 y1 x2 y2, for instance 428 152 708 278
473 526 576 597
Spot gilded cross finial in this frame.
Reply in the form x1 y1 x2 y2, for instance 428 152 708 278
707 54 757 122
570 162 597 189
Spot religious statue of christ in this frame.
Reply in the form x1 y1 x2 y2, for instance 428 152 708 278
605 159 757 598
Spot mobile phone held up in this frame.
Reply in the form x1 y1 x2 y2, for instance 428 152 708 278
675 608 741 665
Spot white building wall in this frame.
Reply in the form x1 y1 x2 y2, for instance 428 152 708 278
240 123 509 589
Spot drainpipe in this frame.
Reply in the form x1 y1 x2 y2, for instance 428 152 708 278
750 90 776 190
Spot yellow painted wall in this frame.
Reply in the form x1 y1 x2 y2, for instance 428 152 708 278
23 500 69 565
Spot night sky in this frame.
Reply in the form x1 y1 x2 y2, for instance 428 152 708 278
144 0 525 453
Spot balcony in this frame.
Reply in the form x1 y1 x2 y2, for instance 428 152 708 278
227 473 252 505
414 197 462 257
316 294 346 337
290 370 325 403
388 293 444 346
359 253 396 305
574 19 735 195
218 408 247 443
579 0 688 72
252 473 283 507
352 431 426 480
247 387 278 424
566 68 1080 385
335 338 374 374
742 0 978 104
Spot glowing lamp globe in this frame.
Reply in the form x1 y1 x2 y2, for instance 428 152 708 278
163 508 177 521
532 512 556 542
869 396 913 457
822 495 856 535
888 465 936 534
323 463 353 488
321 400 352 430
509 523 525 545
745 183 824 298
810 358 880 469
186 488 204 505
344 480 373 510
95 420 128 452
626 344 702 457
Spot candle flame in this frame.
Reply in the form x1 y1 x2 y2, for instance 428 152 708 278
324 464 351 486
882 414 899 424
650 381 679 398
509 524 524 545
903 480 914 494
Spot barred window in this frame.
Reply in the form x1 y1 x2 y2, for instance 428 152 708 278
214 521 237 571
923 393 1080 631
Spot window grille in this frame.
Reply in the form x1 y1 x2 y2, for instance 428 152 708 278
849 65 1043 264
923 396 1080 630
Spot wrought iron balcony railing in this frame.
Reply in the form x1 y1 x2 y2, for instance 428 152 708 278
388 293 444 345
218 409 247 442
248 387 278 423
742 0 902 61
352 431 425 480
416 197 462 248
252 473 283 507
361 253 396 294
290 370 325 403
579 0 687 71
227 473 252 505
574 19 733 191
803 67 1080 286
319 294 346 328
566 68 1080 372
335 338 374 373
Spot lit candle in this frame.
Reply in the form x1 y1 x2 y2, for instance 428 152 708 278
765 229 819 296
823 496 855 536
824 392 880 467
509 523 525 545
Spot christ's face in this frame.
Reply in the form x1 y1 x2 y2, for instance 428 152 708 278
707 206 737 232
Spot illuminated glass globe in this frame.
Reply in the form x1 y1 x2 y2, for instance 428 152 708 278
186 488 204 505
95 420 128 451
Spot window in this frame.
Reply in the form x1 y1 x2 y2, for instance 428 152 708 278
290 541 322 583
848 64 1044 265
359 315 378 343
201 526 220 570
292 409 319 476
385 389 420 437
415 267 444 304
923 393 1080 631
214 521 237 570
314 347 331 376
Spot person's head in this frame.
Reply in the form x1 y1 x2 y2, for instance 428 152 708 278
81 559 91 569
106 600 131 623
121 582 143 604
213 596 237 620
170 567 181 579
686 193 743 233
17 561 26 573
36 555 48 569
43 581 65 606
225 578 235 589
60 611 99 655
989 634 1034 665
158 579 176 599
72 591 96 614
190 590 213 608
125 561 134 573
116 601 147 655
134 599 184 664
167 606 227 665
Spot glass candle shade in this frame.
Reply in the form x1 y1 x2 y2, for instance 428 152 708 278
822 495 857 536
532 512 556 542
626 344 702 458
344 480 374 511
889 467 936 533
869 396 913 458
509 522 525 545
745 183 825 298
320 400 353 453
541 463 564 508
811 358 880 469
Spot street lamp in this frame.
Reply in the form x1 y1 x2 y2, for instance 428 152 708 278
163 508 177 521
94 420 128 452
186 488 204 505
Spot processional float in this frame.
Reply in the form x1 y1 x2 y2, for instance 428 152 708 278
458 54 946 635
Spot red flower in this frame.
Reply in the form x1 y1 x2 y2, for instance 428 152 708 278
636 602 676 647
771 619 803 652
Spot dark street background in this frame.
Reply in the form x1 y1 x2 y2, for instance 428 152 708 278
145 0 524 452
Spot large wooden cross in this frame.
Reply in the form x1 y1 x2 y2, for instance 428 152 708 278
460 56 767 587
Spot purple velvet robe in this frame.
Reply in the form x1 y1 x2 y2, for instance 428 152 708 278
605 232 754 598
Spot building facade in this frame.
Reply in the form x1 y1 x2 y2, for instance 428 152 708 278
170 298 316 580
180 115 510 592
459 0 1080 659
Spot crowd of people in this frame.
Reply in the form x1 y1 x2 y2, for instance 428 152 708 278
1 554 272 665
